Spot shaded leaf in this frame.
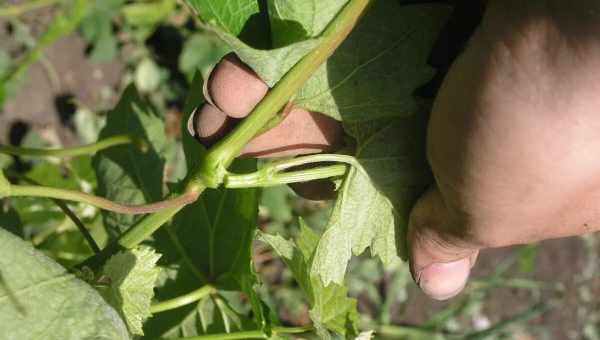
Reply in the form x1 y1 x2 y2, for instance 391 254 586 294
102 246 162 335
144 72 267 337
0 228 128 340
92 85 167 237
287 2 451 122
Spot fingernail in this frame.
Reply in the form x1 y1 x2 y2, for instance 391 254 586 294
416 258 471 300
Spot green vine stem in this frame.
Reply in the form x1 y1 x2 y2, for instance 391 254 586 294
0 134 145 158
0 0 59 18
178 326 313 340
80 0 371 268
150 285 216 314
194 0 373 188
5 171 100 253
226 164 347 188
4 183 200 215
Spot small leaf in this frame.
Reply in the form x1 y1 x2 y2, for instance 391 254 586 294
0 228 129 339
102 246 162 335
259 219 359 338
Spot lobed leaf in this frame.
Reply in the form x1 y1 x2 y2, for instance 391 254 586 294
102 246 162 335
312 117 432 285
0 228 129 340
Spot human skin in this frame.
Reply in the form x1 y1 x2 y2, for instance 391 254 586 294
195 0 600 300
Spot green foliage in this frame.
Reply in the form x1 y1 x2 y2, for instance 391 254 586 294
0 228 129 340
121 0 176 27
80 0 124 62
92 85 167 237
259 219 359 338
187 0 259 36
102 246 162 335
0 170 9 198
313 117 432 284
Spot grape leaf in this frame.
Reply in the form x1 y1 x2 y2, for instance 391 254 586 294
312 116 432 285
92 85 167 237
259 219 359 338
197 1 450 122
274 1 451 122
102 246 162 335
0 228 129 340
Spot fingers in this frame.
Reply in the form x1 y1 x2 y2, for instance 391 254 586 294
408 185 480 300
240 108 343 157
207 53 268 118
195 53 344 158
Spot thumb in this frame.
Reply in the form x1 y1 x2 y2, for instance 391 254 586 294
408 185 479 300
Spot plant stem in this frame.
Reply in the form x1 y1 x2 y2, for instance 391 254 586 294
150 285 215 314
0 134 144 158
5 170 100 253
0 0 59 18
195 0 373 188
178 326 313 340
226 164 347 188
78 0 371 269
6 184 199 215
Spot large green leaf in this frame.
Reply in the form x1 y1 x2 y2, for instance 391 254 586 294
92 85 167 237
0 228 128 339
312 117 432 285
259 219 359 338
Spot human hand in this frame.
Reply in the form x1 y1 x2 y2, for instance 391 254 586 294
193 0 600 301
409 0 600 300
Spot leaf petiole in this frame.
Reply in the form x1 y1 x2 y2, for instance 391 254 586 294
177 325 313 340
150 285 216 314
0 134 146 158
225 164 347 188
4 183 199 215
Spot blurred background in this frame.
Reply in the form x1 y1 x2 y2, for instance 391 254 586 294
0 0 599 339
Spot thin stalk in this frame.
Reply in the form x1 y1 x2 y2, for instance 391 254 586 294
0 0 59 18
226 164 347 188
150 285 215 314
195 0 373 188
6 170 100 253
270 154 364 174
179 326 313 340
0 134 144 158
6 185 199 215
